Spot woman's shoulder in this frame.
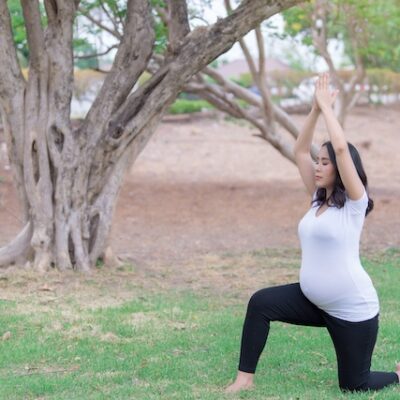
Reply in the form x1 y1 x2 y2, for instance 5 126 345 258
344 189 368 215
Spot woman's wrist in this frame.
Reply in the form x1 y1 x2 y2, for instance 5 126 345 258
320 104 334 115
310 105 320 115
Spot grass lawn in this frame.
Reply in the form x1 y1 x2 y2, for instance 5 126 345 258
0 248 399 399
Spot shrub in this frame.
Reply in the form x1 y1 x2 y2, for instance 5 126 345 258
168 99 214 114
366 69 400 92
233 73 253 88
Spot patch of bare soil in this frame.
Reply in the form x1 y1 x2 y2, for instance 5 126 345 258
112 105 400 266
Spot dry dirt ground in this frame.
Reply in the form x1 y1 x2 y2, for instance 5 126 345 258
0 105 399 307
0 105 399 269
118 105 399 265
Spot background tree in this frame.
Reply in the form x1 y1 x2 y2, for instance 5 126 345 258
341 1 400 73
282 0 400 125
0 0 303 272
183 0 319 163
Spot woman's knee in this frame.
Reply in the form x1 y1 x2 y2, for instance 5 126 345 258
339 378 367 392
247 288 275 313
339 384 366 393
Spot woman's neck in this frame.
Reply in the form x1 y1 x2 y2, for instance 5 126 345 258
326 188 333 199
324 188 334 205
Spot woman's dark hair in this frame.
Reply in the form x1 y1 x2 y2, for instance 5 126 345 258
312 141 374 216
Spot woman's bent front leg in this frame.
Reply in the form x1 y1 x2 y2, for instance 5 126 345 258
226 283 325 393
238 283 325 373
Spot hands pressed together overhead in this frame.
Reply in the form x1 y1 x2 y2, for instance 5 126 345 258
313 72 339 112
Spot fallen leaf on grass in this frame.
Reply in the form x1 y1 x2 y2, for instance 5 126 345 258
2 331 11 341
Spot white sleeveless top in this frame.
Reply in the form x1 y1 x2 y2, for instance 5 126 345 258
298 190 379 322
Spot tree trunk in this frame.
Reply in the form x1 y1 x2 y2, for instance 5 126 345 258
1 94 156 272
335 91 347 127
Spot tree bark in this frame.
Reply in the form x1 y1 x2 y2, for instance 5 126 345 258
0 0 303 271
0 0 29 221
166 0 190 54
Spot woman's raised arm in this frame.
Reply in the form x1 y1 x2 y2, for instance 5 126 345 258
315 73 365 200
294 93 320 196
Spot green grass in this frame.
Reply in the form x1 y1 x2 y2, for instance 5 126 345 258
0 249 399 399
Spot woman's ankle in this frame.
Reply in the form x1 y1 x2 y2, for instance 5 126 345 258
236 370 254 383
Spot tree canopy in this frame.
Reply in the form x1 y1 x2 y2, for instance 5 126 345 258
282 0 400 72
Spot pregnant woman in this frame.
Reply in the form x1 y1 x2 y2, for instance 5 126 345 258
225 73 400 393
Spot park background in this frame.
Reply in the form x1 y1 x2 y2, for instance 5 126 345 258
0 1 399 399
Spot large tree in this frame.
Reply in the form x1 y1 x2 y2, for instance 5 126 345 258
0 0 303 272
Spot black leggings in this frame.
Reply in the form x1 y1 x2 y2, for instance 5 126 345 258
238 283 399 392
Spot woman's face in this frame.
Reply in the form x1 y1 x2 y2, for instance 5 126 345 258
314 145 336 190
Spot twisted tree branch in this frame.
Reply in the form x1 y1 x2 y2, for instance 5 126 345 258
84 0 155 141
167 0 190 53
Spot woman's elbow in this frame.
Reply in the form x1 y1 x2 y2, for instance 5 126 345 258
334 145 347 156
294 147 308 157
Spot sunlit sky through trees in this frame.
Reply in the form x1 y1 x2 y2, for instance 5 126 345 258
80 0 345 72
197 0 345 71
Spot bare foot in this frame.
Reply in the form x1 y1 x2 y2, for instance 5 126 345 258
396 363 400 382
225 371 254 393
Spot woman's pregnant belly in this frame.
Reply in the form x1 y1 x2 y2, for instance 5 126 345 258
299 264 379 320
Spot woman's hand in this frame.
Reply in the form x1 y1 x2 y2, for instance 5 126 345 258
315 72 338 112
311 93 320 113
